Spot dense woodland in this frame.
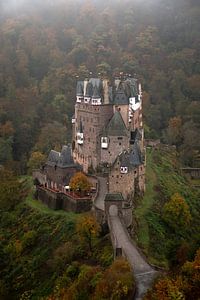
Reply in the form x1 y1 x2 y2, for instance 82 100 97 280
0 0 200 172
0 0 200 299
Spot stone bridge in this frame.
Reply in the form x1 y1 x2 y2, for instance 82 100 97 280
94 176 157 300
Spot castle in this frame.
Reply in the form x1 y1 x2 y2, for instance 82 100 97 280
34 74 145 211
72 75 145 200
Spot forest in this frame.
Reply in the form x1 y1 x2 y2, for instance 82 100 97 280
0 0 199 172
0 0 200 299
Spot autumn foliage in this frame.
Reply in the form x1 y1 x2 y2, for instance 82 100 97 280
76 214 100 252
144 248 200 300
69 172 91 193
163 193 192 230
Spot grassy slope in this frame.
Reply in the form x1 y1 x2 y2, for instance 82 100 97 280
134 146 200 268
0 180 113 299
134 148 157 250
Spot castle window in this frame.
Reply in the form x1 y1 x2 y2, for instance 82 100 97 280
101 137 108 149
120 166 128 174
118 137 123 140
77 132 83 145
119 143 121 146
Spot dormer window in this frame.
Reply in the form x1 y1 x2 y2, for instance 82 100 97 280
77 132 83 145
84 97 91 103
76 96 83 103
92 98 101 105
101 137 108 149
120 166 128 174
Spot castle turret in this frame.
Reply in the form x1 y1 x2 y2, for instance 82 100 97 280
76 81 84 103
91 85 101 105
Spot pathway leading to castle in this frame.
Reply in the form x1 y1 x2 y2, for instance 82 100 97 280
95 176 157 300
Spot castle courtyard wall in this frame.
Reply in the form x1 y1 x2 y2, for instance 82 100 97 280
36 186 92 213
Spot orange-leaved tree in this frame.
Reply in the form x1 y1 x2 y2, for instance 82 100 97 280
69 172 91 194
94 258 135 299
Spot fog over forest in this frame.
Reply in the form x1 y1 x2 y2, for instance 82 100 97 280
0 0 200 299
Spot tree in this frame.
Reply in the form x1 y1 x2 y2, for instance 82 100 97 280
69 172 91 194
0 169 28 211
165 116 183 146
163 193 192 231
94 258 135 300
27 151 46 173
144 277 184 300
76 214 100 252
34 122 67 154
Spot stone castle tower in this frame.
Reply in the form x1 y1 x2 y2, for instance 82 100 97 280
72 75 145 199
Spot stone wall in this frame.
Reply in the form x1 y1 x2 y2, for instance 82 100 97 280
108 159 136 200
100 135 129 165
36 186 92 213
122 205 133 228
73 103 113 172
37 187 62 210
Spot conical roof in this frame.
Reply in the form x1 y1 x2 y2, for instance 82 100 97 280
92 85 100 98
85 82 93 97
76 81 84 96
58 145 74 167
113 82 129 105
104 110 128 136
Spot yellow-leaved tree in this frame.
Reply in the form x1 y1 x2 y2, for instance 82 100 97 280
76 214 100 252
69 172 91 194
163 193 192 230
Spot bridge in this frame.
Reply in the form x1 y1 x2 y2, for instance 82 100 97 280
94 176 157 300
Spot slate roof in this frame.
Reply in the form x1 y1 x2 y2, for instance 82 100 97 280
46 145 81 169
76 81 84 96
126 78 138 97
47 150 60 166
89 78 102 89
85 82 93 97
103 110 129 136
105 193 124 201
116 141 142 169
114 90 129 104
92 85 100 98
58 145 74 167
76 77 139 104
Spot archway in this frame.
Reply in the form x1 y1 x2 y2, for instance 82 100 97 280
109 204 118 216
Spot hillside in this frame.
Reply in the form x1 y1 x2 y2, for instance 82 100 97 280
0 175 135 300
134 146 200 268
